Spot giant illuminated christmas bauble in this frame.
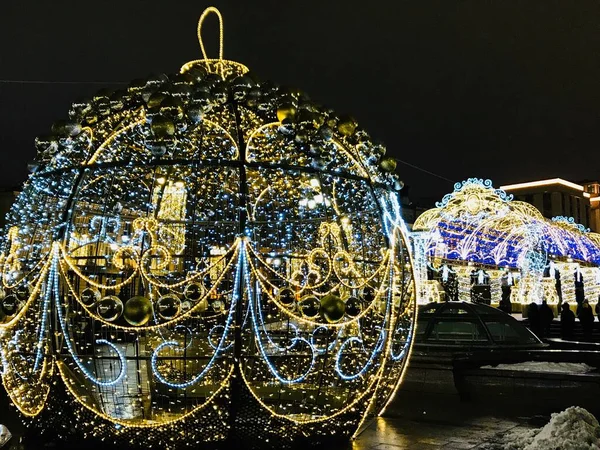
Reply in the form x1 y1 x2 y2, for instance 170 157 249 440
0 8 415 449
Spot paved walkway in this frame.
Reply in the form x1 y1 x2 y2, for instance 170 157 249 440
0 389 543 450
352 416 534 450
349 390 544 450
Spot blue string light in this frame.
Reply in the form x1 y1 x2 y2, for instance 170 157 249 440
33 269 53 372
245 247 316 385
310 326 340 355
54 250 127 387
255 282 300 352
390 326 411 362
151 246 242 388
334 261 393 381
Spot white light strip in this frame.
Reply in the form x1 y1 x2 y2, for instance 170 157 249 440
500 178 585 192
590 196 600 202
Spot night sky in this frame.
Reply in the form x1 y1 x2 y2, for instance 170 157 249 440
1 1 600 203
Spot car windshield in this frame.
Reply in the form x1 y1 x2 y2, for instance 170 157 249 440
483 318 538 344
415 302 542 346
428 319 489 342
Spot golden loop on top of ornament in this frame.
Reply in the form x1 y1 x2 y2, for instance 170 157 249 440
198 7 224 61
181 6 249 79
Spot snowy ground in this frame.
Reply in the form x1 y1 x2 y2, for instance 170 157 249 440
351 402 600 450
2 405 599 449
0 425 11 449
481 407 600 450
480 361 596 374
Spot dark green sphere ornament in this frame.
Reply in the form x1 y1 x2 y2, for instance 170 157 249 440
320 294 346 323
123 296 153 326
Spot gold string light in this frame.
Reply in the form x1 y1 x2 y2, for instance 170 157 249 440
0 6 415 448
414 178 600 306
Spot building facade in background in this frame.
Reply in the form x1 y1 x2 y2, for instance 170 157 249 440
584 180 600 233
500 178 600 232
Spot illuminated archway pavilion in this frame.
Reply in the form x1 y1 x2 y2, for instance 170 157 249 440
413 178 600 308
0 8 416 449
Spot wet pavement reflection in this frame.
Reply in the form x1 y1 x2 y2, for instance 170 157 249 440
0 389 549 450
351 416 532 450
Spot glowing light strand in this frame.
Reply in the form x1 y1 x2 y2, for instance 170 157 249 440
245 245 316 384
54 247 127 387
150 246 242 388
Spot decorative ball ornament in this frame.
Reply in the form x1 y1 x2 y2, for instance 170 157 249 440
345 296 361 317
1 295 19 316
0 7 415 450
276 104 297 122
380 157 397 173
180 300 192 314
197 298 209 313
156 294 181 320
320 294 346 323
278 287 295 306
363 287 376 303
184 282 204 301
337 116 358 136
123 296 153 326
80 288 101 307
299 295 320 318
210 299 225 312
96 296 124 322
15 285 29 301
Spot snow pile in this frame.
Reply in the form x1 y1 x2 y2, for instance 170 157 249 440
524 406 600 450
497 427 538 450
0 424 11 448
481 361 595 374
486 407 600 450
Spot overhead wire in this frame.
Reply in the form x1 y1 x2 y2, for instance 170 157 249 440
392 157 455 183
0 79 454 185
0 79 127 85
